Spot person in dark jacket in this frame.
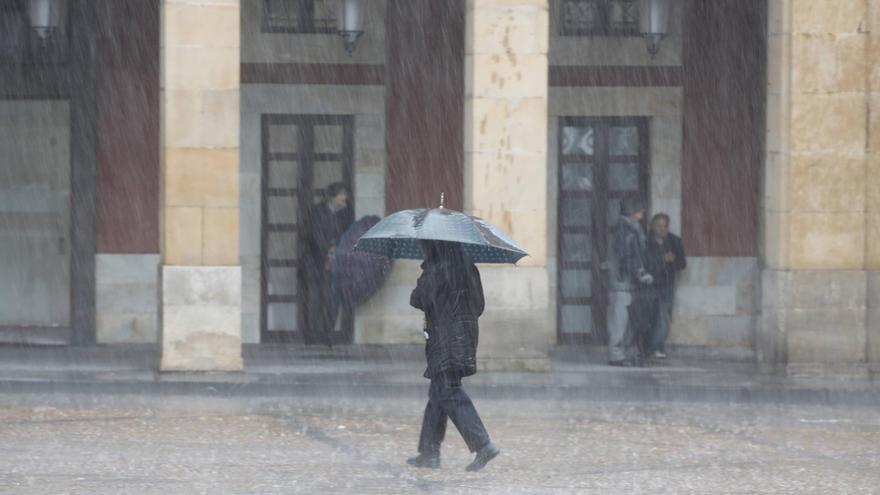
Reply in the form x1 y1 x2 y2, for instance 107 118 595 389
606 198 654 366
644 213 686 358
406 240 500 472
301 182 353 345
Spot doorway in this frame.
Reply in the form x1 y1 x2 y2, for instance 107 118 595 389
556 116 650 344
0 101 72 344
260 114 355 344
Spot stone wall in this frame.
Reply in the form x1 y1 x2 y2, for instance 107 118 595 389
95 255 160 343
159 0 242 371
867 0 880 366
670 257 757 354
465 0 552 371
760 0 877 372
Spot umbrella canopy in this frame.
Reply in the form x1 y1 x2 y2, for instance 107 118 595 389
332 215 392 307
353 207 528 264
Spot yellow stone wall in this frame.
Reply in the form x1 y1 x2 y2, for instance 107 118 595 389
464 0 553 371
763 0 880 369
464 0 549 267
765 0 874 271
161 0 240 266
869 0 880 269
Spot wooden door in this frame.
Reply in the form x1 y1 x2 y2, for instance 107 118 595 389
260 114 354 344
557 117 649 344
0 101 71 344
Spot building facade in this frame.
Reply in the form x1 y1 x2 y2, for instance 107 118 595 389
0 0 877 374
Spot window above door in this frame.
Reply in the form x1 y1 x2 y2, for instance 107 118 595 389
560 0 639 37
262 0 337 34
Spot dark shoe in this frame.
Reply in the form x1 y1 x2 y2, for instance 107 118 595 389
406 453 440 469
466 443 500 472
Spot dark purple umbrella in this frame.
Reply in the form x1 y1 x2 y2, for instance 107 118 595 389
331 215 392 307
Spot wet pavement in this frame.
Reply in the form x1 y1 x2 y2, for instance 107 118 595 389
1 391 879 494
1 346 879 493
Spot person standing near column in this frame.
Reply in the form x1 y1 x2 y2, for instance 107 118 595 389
644 213 686 359
606 198 653 367
406 240 500 472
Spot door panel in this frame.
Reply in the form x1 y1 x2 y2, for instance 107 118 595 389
557 117 649 344
0 101 71 333
261 114 354 344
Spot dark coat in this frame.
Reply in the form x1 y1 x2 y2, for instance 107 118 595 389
645 233 686 286
410 259 485 379
608 216 648 292
302 202 353 282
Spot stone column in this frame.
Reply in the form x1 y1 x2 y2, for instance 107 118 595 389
868 0 880 364
761 0 875 373
464 0 551 371
159 0 242 371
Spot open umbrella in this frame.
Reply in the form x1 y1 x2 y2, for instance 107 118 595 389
332 215 392 307
353 199 528 264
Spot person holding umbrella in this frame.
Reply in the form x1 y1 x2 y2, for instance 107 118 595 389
407 239 498 472
354 196 527 472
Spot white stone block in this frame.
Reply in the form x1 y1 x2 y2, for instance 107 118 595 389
160 266 242 371
162 266 241 307
96 254 160 285
97 313 158 344
161 304 243 371
96 283 159 315
707 315 754 346
241 312 260 344
715 257 760 287
674 286 738 316
95 254 161 344
479 266 550 311
355 196 385 218
355 172 384 199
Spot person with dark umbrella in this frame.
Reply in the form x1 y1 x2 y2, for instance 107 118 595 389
353 197 527 471
406 240 500 472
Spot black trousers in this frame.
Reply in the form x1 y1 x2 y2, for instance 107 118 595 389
303 266 337 345
418 372 490 455
628 289 657 357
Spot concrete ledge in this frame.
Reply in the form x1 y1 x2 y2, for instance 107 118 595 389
479 356 551 373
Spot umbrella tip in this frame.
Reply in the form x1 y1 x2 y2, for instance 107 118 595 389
440 192 445 209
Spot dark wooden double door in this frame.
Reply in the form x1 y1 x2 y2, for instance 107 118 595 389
260 114 354 344
557 117 650 345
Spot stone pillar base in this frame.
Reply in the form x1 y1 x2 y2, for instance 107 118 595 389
759 269 868 370
160 266 243 372
475 266 552 373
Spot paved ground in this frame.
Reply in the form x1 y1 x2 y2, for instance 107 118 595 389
0 346 879 494
1 390 879 494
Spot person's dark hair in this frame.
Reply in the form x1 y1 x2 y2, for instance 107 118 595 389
620 197 646 217
420 240 465 266
651 213 670 225
326 182 348 199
